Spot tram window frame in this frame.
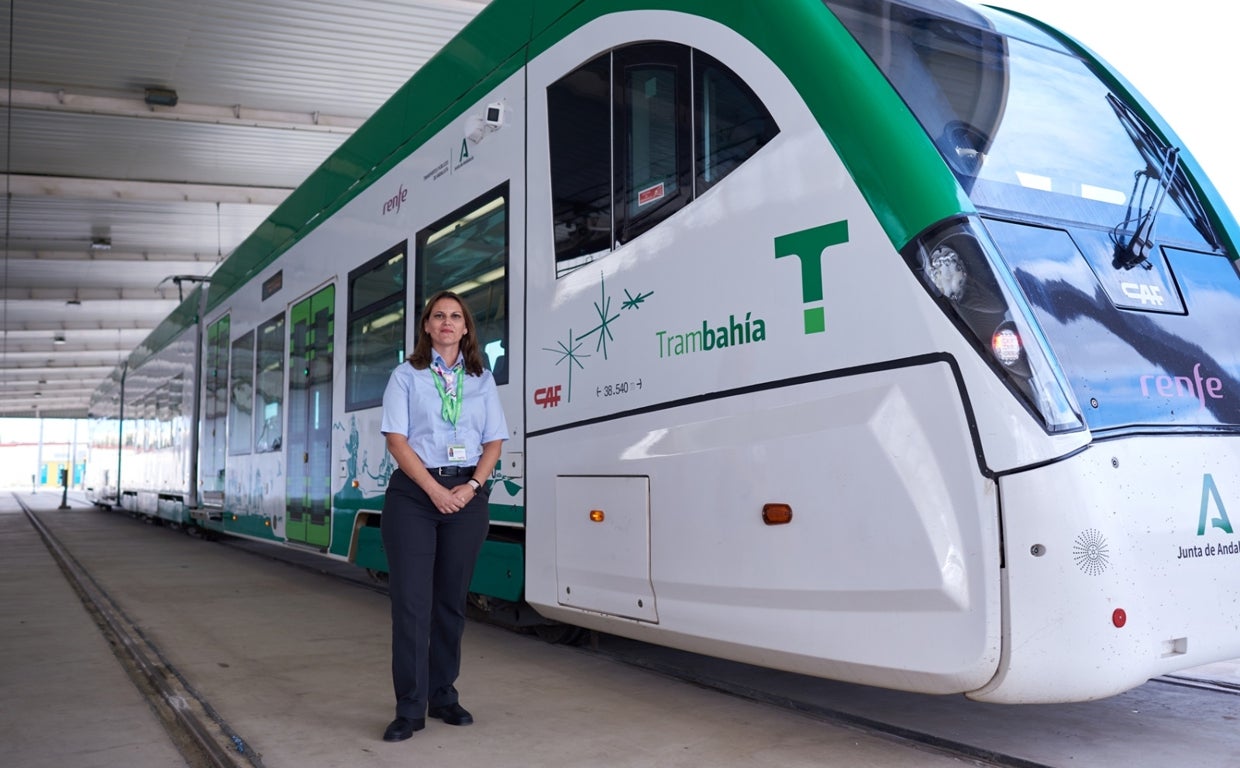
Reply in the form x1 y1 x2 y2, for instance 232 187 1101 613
227 329 255 456
548 42 778 277
345 241 408 412
414 183 510 384
254 313 285 453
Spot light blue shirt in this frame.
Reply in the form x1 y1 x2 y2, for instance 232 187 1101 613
380 352 508 468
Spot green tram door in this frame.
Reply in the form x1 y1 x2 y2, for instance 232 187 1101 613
286 286 334 547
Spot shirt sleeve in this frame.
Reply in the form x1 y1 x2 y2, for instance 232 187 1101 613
478 370 509 444
379 364 412 436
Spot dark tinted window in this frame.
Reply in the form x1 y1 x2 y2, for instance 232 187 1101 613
695 50 779 194
416 185 509 383
346 242 407 411
549 54 612 274
616 44 691 245
548 43 778 277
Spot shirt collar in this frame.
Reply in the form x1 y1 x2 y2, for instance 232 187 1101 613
431 350 464 369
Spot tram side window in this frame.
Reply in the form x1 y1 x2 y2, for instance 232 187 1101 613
228 330 255 455
202 315 230 498
549 54 612 275
548 43 777 276
415 184 509 384
695 50 779 194
346 242 407 411
254 313 284 453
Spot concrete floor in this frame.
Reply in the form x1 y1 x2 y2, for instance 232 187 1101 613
1 491 972 768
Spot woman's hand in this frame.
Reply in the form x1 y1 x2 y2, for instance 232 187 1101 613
439 482 476 515
430 481 475 514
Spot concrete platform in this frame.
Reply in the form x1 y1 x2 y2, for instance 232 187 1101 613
1 491 968 768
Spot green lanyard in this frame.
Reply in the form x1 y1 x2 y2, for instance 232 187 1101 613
431 363 463 427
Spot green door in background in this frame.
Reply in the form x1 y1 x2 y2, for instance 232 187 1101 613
286 286 334 547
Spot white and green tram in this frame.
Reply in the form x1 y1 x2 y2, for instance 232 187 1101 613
87 0 1240 703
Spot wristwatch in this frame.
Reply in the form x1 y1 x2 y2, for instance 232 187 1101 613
467 478 482 492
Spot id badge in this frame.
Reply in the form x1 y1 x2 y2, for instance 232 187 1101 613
447 444 468 463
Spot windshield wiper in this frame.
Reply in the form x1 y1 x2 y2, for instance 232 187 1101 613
1113 141 1178 270
1106 93 1219 269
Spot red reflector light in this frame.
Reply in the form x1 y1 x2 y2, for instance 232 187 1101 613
1112 608 1127 628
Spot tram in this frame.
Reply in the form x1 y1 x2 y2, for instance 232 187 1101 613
85 0 1240 703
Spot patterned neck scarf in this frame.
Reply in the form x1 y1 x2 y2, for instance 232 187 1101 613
431 360 463 426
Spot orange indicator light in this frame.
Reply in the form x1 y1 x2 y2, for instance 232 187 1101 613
352 480 359 488
589 509 605 522
762 503 793 525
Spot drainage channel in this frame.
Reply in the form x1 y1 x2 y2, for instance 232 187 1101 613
14 494 261 768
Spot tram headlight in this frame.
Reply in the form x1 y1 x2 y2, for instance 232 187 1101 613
927 245 967 301
903 218 1082 433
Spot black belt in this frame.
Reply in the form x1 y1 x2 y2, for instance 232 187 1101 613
429 465 476 477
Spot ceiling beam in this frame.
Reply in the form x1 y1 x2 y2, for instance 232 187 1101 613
4 173 292 206
2 88 363 134
3 249 223 263
1 285 186 301
3 319 166 333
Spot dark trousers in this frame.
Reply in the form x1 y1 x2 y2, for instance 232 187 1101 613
381 468 489 718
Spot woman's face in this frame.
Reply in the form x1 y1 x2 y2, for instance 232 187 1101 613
424 297 467 350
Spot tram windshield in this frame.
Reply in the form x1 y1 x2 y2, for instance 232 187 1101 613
828 0 1240 433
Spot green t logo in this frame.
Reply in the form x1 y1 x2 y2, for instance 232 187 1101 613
774 221 849 334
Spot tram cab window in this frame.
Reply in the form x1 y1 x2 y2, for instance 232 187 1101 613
346 242 407 411
695 50 779 194
616 44 691 246
415 184 509 384
549 43 778 276
549 55 612 271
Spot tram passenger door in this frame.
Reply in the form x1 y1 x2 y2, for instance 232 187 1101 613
286 286 334 547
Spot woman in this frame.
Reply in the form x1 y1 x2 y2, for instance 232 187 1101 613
379 290 507 743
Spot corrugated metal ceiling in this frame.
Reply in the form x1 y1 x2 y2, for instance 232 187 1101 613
0 0 492 417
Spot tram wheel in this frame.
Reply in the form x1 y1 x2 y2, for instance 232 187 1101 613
534 623 589 645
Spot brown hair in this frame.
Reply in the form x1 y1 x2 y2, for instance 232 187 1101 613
407 290 486 375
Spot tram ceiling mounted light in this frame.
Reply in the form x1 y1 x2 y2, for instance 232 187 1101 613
52 332 66 345
90 237 111 251
144 87 178 107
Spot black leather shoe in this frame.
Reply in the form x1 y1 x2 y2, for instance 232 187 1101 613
427 702 474 726
383 716 425 741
